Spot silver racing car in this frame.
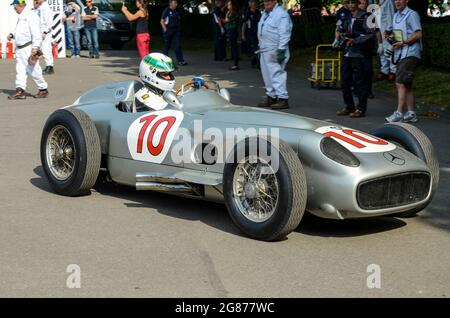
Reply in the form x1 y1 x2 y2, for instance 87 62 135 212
40 80 439 241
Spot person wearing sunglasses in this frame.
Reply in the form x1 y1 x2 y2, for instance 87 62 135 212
82 0 100 58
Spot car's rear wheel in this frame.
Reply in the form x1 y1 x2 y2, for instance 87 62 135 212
370 122 439 217
223 138 307 241
40 108 101 196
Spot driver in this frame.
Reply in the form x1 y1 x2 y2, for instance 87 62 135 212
135 52 175 111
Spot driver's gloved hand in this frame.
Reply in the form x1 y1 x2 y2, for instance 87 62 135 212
192 77 205 89
275 49 286 64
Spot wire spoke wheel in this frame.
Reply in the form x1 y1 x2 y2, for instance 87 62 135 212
46 125 76 181
232 157 279 223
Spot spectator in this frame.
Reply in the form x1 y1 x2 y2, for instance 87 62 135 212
161 0 188 66
376 0 396 81
321 7 329 16
223 0 240 70
358 0 368 11
257 0 292 109
385 0 422 123
444 3 450 17
212 0 227 61
241 0 261 68
355 0 374 98
35 0 55 74
334 0 351 43
82 0 100 58
335 0 375 118
289 4 301 16
7 0 49 100
198 2 209 14
330 5 337 15
122 0 150 59
64 1 83 59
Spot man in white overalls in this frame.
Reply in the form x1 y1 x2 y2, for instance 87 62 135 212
7 0 49 100
385 0 422 123
377 0 397 81
35 0 55 74
257 0 292 110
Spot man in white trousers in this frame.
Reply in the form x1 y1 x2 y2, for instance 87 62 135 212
7 0 49 100
36 0 55 74
257 0 292 110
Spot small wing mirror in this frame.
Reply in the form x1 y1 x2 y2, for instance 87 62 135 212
163 90 183 110
218 88 231 102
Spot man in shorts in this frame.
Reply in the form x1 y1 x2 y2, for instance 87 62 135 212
385 0 422 123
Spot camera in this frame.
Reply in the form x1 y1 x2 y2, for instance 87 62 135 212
384 31 397 57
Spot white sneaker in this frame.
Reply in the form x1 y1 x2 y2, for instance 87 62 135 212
385 111 403 122
402 111 418 123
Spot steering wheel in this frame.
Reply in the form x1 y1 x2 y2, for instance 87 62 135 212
176 81 209 95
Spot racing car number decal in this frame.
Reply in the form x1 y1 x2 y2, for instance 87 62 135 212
127 110 184 163
315 126 396 153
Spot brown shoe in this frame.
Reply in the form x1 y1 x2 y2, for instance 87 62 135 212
349 109 365 118
257 96 277 107
33 89 49 98
7 88 26 100
375 72 387 81
271 98 289 110
336 108 353 116
387 73 395 81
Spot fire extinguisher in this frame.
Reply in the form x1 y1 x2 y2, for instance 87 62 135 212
52 42 58 59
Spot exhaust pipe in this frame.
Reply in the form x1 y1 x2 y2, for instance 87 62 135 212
136 173 202 196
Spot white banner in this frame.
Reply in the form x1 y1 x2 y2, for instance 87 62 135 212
47 0 66 58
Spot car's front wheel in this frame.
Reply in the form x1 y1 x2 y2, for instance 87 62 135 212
40 108 101 196
223 138 307 241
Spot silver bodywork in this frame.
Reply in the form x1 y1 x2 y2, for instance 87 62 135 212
68 80 433 220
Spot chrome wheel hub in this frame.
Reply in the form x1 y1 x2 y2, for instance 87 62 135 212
232 158 279 223
46 125 76 181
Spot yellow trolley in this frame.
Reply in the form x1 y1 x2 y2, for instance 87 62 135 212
308 44 341 89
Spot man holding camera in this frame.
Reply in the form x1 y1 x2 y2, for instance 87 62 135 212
385 0 422 123
7 0 49 100
335 0 375 118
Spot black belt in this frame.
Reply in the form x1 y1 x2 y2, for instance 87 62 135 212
16 41 32 49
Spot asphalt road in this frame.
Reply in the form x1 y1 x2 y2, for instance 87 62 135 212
0 50 449 297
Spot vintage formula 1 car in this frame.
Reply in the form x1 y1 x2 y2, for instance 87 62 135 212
40 80 439 241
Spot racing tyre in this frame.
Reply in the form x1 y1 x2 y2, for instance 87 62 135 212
223 138 307 241
40 108 101 196
370 122 439 217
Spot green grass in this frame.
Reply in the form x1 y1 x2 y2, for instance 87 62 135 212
373 66 450 109
289 48 450 109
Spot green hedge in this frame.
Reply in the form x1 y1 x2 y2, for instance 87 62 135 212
422 23 450 71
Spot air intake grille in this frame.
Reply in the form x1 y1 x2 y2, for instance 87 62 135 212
357 172 431 210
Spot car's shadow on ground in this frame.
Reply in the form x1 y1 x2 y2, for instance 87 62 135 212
31 165 407 239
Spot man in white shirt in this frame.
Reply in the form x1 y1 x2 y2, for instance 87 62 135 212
7 0 49 100
35 0 55 74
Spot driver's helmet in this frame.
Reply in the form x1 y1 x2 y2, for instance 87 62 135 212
139 53 175 93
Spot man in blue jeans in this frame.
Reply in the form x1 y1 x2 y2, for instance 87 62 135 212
65 1 83 58
82 0 99 58
160 0 187 66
